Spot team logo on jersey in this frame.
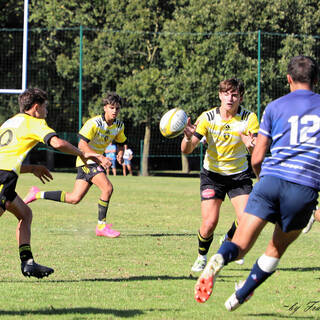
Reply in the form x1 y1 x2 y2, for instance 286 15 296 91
0 129 13 147
223 124 231 140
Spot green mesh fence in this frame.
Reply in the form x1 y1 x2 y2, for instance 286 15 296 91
1 28 320 172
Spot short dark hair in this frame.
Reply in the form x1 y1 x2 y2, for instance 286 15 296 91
102 92 123 107
287 56 319 86
219 78 245 97
19 88 48 112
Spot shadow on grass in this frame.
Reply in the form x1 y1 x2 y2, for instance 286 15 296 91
245 313 315 319
0 274 239 283
228 266 320 272
0 307 172 317
126 233 197 237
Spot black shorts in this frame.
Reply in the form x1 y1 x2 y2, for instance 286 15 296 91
200 168 253 201
76 163 106 185
0 170 18 210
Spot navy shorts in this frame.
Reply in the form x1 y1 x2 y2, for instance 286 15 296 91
245 175 318 232
0 170 18 210
200 168 253 201
76 164 106 185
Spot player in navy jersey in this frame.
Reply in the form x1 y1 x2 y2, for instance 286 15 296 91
194 55 320 311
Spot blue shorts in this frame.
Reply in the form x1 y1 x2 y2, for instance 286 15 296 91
124 159 131 165
110 159 116 168
245 175 318 232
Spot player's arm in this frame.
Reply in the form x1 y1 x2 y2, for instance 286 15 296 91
20 164 53 184
116 144 125 165
240 132 257 154
251 133 271 179
77 138 111 169
181 118 200 154
241 112 259 154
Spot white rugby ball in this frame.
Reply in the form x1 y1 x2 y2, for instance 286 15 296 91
159 108 188 139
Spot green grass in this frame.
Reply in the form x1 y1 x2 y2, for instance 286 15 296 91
0 173 319 319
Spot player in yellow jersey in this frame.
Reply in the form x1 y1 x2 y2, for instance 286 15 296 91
181 78 259 272
0 88 104 279
24 92 127 238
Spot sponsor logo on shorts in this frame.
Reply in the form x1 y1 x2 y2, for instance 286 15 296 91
201 189 215 198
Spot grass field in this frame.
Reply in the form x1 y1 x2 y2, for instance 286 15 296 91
0 173 319 320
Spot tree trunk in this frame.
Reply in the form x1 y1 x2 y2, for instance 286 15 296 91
141 123 151 176
181 153 190 173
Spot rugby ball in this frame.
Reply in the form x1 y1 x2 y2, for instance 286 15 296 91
159 108 188 139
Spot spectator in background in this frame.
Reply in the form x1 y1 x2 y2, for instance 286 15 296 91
105 142 117 176
123 145 133 176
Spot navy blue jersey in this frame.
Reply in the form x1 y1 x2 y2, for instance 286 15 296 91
259 89 320 190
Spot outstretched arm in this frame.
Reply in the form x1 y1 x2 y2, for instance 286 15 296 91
251 133 271 179
240 132 257 154
77 138 111 169
20 164 53 184
181 118 200 154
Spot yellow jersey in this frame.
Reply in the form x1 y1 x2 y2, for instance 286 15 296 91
76 115 127 167
0 113 56 174
195 106 259 175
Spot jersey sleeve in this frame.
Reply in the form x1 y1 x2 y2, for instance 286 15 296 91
31 119 57 143
195 112 208 137
114 123 127 144
246 112 260 135
78 118 97 142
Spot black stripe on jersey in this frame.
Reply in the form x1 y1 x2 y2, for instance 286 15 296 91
96 117 103 127
241 111 250 121
115 119 123 129
194 132 203 140
206 110 215 121
45 132 58 146
78 133 90 143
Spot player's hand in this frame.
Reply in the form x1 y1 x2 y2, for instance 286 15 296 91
32 165 53 184
240 131 256 149
183 117 197 138
99 156 111 169
117 154 124 165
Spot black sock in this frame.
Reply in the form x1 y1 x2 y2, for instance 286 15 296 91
197 231 213 255
44 191 66 202
19 244 33 262
98 199 109 222
226 220 238 239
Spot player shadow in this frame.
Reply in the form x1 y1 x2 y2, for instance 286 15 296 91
0 307 174 317
245 313 314 319
126 233 196 237
0 273 238 283
228 266 320 273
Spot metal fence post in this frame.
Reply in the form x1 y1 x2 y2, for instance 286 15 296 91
257 30 261 122
79 25 83 131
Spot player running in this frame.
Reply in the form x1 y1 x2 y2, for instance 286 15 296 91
194 55 320 311
24 92 127 238
0 88 104 279
181 78 259 272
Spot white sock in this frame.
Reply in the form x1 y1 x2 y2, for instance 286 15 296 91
257 254 279 273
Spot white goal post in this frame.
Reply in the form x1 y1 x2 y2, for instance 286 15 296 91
0 0 29 94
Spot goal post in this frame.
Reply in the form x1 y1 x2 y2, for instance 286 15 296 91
0 0 29 94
